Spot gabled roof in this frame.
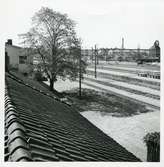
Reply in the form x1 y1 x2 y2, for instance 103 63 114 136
5 73 141 162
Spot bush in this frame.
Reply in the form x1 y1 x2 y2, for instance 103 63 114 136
23 72 28 77
143 132 160 145
143 132 160 162
34 71 47 81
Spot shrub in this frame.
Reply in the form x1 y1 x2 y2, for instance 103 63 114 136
143 132 160 145
34 71 43 81
143 132 160 162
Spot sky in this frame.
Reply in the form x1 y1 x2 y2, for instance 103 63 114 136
0 0 164 49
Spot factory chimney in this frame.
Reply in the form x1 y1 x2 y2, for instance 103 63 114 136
122 38 124 49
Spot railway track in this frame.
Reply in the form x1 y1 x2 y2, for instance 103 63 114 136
84 76 160 100
89 63 160 71
87 69 160 90
90 65 160 77
90 65 139 74
82 80 160 111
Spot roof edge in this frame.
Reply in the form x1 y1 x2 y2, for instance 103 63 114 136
5 83 32 162
7 72 72 107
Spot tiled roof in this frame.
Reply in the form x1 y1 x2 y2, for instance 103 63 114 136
5 73 141 162
9 71 60 98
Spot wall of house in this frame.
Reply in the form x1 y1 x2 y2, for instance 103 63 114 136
18 64 29 73
5 44 20 69
5 44 34 73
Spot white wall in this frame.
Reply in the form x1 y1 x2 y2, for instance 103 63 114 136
5 44 20 69
5 44 33 73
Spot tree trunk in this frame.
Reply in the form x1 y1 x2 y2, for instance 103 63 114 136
49 79 54 91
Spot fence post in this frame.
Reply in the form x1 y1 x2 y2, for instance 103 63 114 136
144 132 160 162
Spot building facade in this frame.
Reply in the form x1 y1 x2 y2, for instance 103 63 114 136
5 39 33 73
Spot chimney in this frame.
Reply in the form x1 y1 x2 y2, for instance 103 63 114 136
122 38 124 49
6 39 12 45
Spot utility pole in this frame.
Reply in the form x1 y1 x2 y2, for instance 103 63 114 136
122 38 124 49
121 37 124 59
79 47 82 98
97 47 99 65
137 44 140 60
91 47 93 63
94 44 97 78
106 49 108 63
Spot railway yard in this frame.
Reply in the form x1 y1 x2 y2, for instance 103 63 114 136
84 62 160 110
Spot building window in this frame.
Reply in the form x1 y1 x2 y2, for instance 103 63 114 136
19 56 27 64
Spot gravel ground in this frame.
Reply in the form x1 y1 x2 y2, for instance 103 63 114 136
81 110 160 161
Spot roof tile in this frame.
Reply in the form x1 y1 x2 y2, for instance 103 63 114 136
6 114 18 125
5 112 19 122
11 148 32 161
28 137 52 148
50 141 65 150
69 154 87 161
7 121 26 135
30 144 55 155
27 132 48 142
31 149 59 161
53 147 70 156
55 153 74 161
65 148 84 157
4 153 10 161
8 130 26 144
84 155 98 161
8 138 29 155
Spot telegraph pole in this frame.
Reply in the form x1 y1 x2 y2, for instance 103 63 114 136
91 47 93 63
137 44 140 60
79 47 82 98
122 38 124 49
94 44 97 78
97 48 99 65
121 37 124 58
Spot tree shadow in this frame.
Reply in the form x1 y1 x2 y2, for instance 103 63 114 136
63 88 153 117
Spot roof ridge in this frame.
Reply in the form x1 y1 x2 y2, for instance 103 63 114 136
5 83 32 161
7 73 71 106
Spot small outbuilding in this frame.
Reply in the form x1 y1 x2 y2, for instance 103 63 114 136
5 39 33 74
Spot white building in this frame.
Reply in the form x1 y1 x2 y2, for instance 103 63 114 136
5 39 33 73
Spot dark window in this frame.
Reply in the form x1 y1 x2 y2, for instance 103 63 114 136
19 56 27 64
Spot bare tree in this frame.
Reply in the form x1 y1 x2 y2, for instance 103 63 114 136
20 7 86 91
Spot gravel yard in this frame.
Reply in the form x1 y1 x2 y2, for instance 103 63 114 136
81 110 160 161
